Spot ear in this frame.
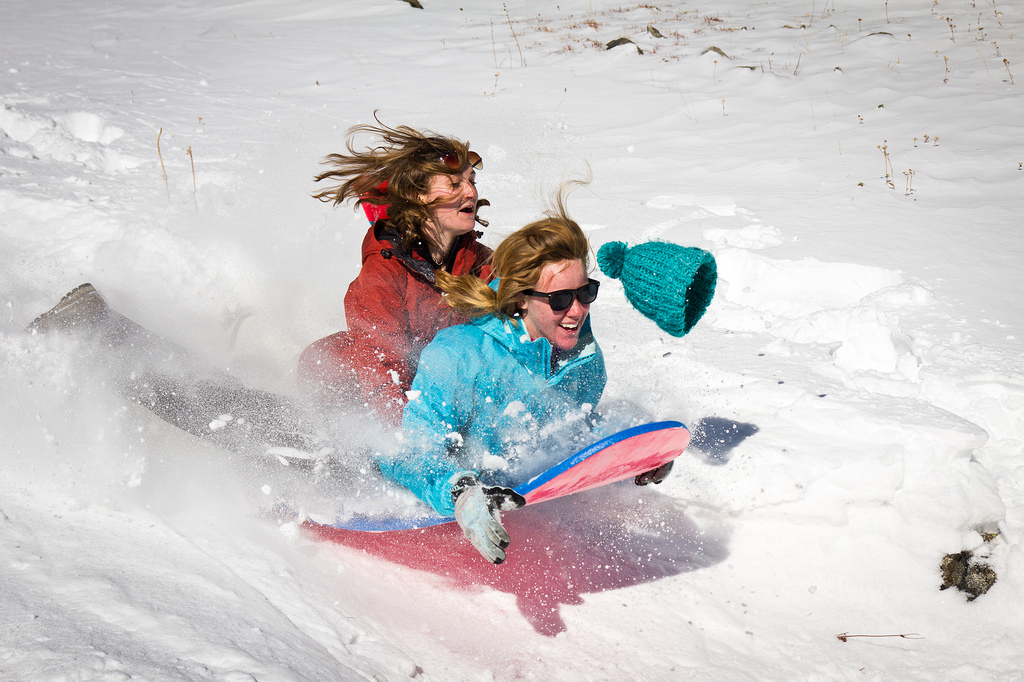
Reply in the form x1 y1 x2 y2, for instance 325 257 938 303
513 294 527 318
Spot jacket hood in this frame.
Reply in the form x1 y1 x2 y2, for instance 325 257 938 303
362 220 436 283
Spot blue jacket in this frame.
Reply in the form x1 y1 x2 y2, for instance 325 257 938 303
375 309 607 516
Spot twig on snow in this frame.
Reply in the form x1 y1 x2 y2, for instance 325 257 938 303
836 632 924 643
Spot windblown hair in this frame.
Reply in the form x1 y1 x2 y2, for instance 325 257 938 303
312 116 487 248
437 185 591 319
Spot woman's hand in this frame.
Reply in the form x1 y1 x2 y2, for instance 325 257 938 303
452 477 526 564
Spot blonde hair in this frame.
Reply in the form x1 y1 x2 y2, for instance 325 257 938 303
312 116 487 249
437 187 590 319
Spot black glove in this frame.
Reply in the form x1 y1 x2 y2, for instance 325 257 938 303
452 476 526 564
634 460 674 486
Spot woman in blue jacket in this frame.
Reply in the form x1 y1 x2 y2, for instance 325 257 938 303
374 193 607 563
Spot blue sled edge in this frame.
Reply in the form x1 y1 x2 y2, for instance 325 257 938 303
311 420 685 533
512 420 684 497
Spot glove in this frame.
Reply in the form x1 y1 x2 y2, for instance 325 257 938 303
452 476 526 564
634 460 674 486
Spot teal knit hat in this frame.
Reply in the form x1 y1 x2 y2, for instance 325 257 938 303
597 241 717 337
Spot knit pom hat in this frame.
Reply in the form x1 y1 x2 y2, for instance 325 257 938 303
597 241 717 337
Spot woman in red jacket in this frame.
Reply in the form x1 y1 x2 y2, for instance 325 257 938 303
298 122 493 425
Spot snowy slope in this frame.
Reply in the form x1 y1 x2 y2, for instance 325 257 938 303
2 0 1024 680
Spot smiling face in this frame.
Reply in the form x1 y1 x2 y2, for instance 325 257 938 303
420 165 479 253
520 259 591 351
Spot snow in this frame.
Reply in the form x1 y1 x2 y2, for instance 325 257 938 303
2 0 1024 679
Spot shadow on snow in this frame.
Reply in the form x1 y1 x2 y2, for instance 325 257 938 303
689 416 759 465
305 484 729 637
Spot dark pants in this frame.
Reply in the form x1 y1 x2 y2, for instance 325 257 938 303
37 289 326 459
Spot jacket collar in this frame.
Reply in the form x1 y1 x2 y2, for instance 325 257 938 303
368 220 480 285
471 280 598 377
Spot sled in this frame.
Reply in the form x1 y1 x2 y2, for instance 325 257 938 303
303 420 690 533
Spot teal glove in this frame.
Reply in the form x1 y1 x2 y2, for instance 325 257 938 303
452 477 526 564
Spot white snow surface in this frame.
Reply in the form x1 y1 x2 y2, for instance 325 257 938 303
3 0 1024 680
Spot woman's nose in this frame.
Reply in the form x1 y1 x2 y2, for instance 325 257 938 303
566 297 589 317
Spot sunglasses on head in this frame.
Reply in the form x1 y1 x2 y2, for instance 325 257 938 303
438 150 483 171
524 279 600 312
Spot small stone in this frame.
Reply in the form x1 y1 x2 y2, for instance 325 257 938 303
607 37 643 54
962 563 997 601
940 551 971 590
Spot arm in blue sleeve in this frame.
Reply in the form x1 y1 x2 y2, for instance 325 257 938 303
373 336 477 517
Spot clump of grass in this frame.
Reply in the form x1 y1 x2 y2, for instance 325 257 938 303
878 140 894 188
503 4 524 67
187 145 197 213
490 20 498 68
157 128 169 203
677 86 699 123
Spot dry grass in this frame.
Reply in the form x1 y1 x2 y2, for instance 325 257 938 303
483 3 739 60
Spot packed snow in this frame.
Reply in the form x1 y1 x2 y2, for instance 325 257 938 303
2 0 1023 679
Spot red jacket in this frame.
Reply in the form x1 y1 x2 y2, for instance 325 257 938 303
299 222 492 424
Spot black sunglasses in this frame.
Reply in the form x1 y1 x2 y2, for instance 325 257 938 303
524 279 600 312
438 150 483 171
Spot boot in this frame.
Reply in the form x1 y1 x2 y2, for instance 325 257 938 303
27 283 109 334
